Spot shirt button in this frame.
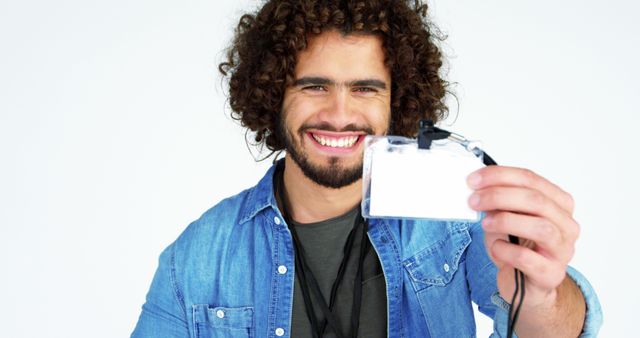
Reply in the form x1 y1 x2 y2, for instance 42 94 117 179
277 265 287 274
443 263 450 272
275 328 285 336
274 216 281 225
216 310 225 318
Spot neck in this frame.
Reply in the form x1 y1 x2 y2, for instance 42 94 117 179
281 156 362 224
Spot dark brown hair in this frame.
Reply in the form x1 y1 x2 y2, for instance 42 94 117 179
219 0 449 156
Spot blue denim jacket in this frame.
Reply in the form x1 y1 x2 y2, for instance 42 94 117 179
132 163 602 338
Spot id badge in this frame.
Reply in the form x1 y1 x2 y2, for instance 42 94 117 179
361 135 485 222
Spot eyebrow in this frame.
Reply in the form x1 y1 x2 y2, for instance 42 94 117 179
351 79 387 89
293 77 387 90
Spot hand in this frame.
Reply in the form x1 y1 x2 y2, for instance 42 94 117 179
466 166 580 310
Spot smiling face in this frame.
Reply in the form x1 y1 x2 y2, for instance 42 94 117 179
280 31 392 189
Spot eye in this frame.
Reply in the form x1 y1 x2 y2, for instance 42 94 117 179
353 87 377 93
302 85 327 92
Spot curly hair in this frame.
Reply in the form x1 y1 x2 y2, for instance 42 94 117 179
219 0 449 156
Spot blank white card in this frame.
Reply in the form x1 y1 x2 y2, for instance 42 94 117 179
368 147 484 221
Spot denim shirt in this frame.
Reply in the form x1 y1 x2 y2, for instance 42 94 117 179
132 164 602 338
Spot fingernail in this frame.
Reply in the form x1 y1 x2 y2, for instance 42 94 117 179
467 172 482 188
468 193 480 207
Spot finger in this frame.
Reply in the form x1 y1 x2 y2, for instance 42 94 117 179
490 239 567 291
467 166 575 214
482 211 575 263
483 219 538 267
483 230 508 268
469 186 580 241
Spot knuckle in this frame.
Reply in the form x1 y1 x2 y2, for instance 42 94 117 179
566 219 581 241
528 190 546 209
522 168 537 186
565 192 575 212
565 245 576 263
552 267 567 287
574 222 581 240
536 220 556 241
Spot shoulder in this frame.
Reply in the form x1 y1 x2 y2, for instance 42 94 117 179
159 186 262 286
174 187 254 251
169 163 278 258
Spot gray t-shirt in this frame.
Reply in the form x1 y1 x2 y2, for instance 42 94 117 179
290 207 388 338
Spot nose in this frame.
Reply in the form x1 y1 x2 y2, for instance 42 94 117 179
317 90 355 130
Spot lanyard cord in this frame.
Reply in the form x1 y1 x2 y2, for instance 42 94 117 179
482 155 525 338
419 120 525 338
275 166 369 338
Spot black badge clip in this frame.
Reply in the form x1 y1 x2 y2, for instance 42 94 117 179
417 119 451 149
417 118 520 338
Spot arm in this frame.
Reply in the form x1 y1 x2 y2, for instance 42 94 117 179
467 166 602 337
131 243 189 338
508 273 585 337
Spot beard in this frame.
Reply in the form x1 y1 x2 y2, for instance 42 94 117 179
278 119 375 189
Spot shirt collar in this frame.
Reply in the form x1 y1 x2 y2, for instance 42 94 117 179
239 159 282 224
239 159 381 228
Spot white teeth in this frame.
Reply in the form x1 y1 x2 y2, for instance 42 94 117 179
311 134 359 148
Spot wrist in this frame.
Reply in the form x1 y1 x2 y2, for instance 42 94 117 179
515 276 586 338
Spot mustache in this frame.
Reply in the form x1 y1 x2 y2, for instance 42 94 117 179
299 122 374 134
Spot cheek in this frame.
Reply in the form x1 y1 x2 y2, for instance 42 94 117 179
285 97 331 131
282 96 309 128
366 101 391 132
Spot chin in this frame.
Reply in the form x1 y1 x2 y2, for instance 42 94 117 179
295 155 363 189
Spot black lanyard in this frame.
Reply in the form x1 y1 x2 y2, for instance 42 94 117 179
275 165 369 338
418 120 524 338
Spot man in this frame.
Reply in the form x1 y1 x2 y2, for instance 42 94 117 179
132 0 602 337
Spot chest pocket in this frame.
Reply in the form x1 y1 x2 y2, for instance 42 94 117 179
403 227 471 291
402 227 476 337
193 305 254 338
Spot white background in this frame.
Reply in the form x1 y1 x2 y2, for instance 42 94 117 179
1 0 638 337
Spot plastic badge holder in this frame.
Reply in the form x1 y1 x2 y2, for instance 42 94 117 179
362 135 486 222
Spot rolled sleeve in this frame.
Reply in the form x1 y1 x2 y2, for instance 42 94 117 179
566 265 603 337
490 292 515 338
489 266 602 338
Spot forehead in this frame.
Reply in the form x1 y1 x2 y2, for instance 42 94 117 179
294 30 390 81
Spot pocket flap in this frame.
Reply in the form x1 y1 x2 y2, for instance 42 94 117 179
193 304 254 330
403 227 471 287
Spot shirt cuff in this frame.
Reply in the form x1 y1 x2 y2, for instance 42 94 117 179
566 265 603 337
490 266 603 337
490 292 515 337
